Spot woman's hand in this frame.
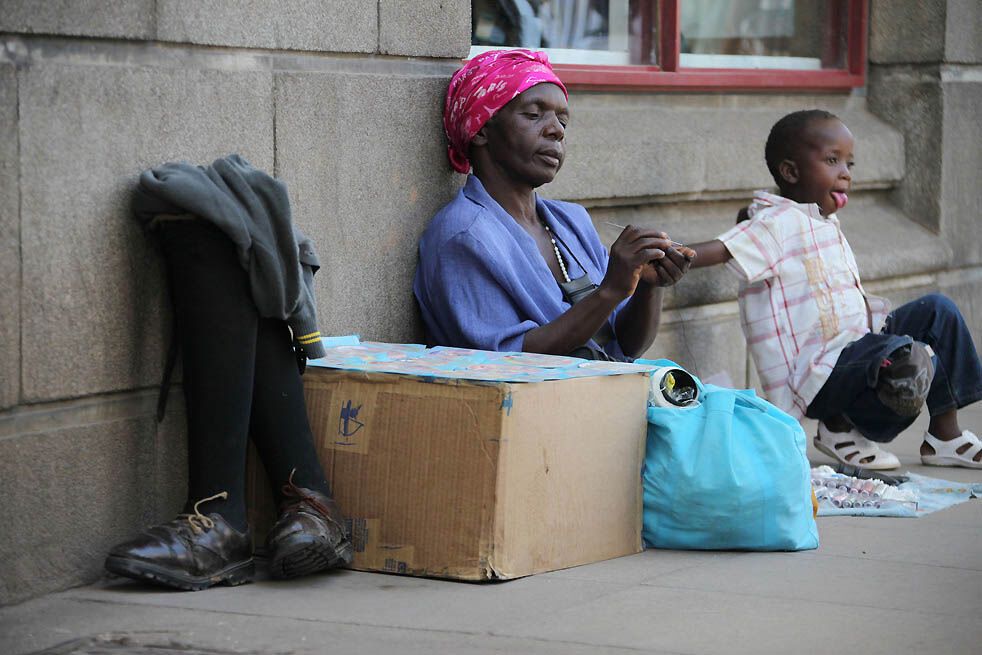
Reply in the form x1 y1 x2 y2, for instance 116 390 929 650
641 244 695 288
602 226 690 298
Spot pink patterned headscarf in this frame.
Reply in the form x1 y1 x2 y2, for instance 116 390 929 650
444 49 568 174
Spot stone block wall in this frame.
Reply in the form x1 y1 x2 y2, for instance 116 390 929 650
1 1 979 605
864 0 982 378
869 0 982 265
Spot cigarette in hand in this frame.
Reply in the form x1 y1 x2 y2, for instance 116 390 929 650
603 221 686 249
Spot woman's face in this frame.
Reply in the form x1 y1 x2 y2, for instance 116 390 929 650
478 83 569 188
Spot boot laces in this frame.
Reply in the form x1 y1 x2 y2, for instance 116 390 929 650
281 469 345 533
177 491 228 535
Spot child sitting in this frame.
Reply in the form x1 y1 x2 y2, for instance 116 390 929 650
686 109 982 470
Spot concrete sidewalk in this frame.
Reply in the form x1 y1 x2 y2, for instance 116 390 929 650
3 407 981 655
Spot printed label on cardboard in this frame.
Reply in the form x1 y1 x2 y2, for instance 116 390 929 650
346 517 369 553
304 380 373 454
337 399 365 443
349 518 415 574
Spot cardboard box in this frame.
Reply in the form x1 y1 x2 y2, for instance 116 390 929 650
248 346 651 581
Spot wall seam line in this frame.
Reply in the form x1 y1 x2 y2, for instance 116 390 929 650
151 0 159 40
0 390 162 440
272 74 278 179
15 62 23 408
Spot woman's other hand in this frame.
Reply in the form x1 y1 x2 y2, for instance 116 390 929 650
643 244 694 288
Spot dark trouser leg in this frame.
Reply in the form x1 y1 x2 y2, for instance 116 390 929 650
249 316 331 502
805 331 917 443
160 220 256 530
807 293 982 444
883 293 982 417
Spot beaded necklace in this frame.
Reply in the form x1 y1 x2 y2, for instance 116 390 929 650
541 221 571 283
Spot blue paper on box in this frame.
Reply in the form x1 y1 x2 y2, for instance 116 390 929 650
307 337 657 383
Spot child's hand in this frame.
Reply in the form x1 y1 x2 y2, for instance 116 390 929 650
686 239 731 269
677 245 697 261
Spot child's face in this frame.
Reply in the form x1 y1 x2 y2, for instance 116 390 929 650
785 119 854 216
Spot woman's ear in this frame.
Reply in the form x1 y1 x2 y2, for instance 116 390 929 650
471 125 489 147
778 159 799 185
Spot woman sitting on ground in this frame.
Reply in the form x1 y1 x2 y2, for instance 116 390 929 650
414 49 694 360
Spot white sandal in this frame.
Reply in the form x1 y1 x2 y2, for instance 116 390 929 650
813 423 901 470
921 430 982 469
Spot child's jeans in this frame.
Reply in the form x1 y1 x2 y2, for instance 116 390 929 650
806 294 982 443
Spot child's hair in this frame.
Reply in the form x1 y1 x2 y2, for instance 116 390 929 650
764 109 839 186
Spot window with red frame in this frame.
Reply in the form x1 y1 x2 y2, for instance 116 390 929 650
470 0 867 91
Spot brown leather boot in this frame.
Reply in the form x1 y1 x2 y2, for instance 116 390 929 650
104 492 254 591
266 471 353 580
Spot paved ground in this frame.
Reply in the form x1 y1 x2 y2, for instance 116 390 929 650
3 406 981 655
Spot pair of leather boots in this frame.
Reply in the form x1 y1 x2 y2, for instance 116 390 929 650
104 479 353 591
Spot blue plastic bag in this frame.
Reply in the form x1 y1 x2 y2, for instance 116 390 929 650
639 359 818 551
